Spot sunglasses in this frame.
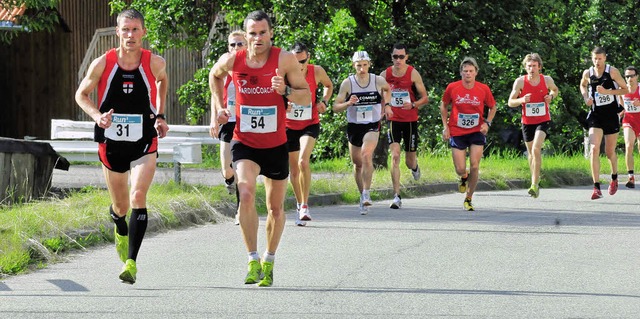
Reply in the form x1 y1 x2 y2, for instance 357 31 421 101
298 57 308 64
625 74 637 79
392 54 406 60
229 42 244 48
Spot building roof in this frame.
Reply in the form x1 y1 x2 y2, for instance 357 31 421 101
0 2 26 25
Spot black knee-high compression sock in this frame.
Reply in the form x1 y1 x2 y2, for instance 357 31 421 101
128 208 148 261
235 182 240 209
110 205 128 236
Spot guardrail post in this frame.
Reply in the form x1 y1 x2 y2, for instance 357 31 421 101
174 161 182 183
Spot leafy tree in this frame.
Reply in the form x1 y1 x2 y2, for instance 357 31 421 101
109 0 640 161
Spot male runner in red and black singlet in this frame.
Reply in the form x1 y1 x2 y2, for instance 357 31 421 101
75 8 169 285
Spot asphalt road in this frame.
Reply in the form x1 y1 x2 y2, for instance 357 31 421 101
2 185 640 318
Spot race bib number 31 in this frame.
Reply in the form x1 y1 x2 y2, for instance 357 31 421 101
104 113 143 142
239 105 277 133
525 102 546 117
456 113 479 128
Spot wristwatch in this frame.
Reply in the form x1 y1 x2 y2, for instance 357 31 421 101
485 120 492 127
411 102 416 109
156 113 166 120
284 85 292 97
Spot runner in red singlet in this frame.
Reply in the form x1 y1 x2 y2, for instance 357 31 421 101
210 10 310 287
507 53 559 198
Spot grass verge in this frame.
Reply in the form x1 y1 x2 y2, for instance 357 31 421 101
0 153 597 277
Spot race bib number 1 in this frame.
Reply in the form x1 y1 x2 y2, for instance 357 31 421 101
239 105 277 133
594 92 614 106
456 113 479 128
525 102 546 117
104 113 143 142
356 105 374 123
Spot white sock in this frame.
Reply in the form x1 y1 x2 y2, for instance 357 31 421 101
263 251 275 263
248 251 260 262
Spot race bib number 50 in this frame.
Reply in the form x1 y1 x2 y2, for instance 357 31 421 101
104 113 143 142
239 105 277 133
525 102 546 117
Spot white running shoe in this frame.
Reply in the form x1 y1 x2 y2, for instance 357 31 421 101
411 165 421 181
225 179 236 195
294 208 306 226
361 191 372 206
299 205 312 221
389 195 401 209
234 213 240 225
359 201 368 215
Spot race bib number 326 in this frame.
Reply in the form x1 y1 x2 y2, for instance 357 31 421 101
456 113 479 128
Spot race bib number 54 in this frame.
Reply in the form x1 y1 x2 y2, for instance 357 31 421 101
239 105 277 133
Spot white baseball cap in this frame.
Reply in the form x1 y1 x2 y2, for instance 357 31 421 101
352 51 371 62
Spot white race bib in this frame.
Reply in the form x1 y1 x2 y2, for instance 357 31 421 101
525 102 546 117
286 103 312 120
391 91 410 107
456 113 479 128
104 113 143 142
239 105 277 133
227 99 237 122
594 92 614 106
356 105 373 123
624 98 640 113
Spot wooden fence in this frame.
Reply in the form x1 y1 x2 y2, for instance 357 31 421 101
76 27 204 125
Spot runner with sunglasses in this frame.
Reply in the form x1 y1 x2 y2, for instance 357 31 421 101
209 30 246 225
285 42 333 226
621 66 640 188
380 43 428 209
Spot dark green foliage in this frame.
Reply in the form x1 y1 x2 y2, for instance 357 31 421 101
103 0 640 159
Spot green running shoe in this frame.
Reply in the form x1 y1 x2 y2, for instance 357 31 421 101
258 261 274 287
463 198 474 211
244 260 262 284
458 178 467 193
527 185 539 198
119 259 137 284
114 228 128 263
